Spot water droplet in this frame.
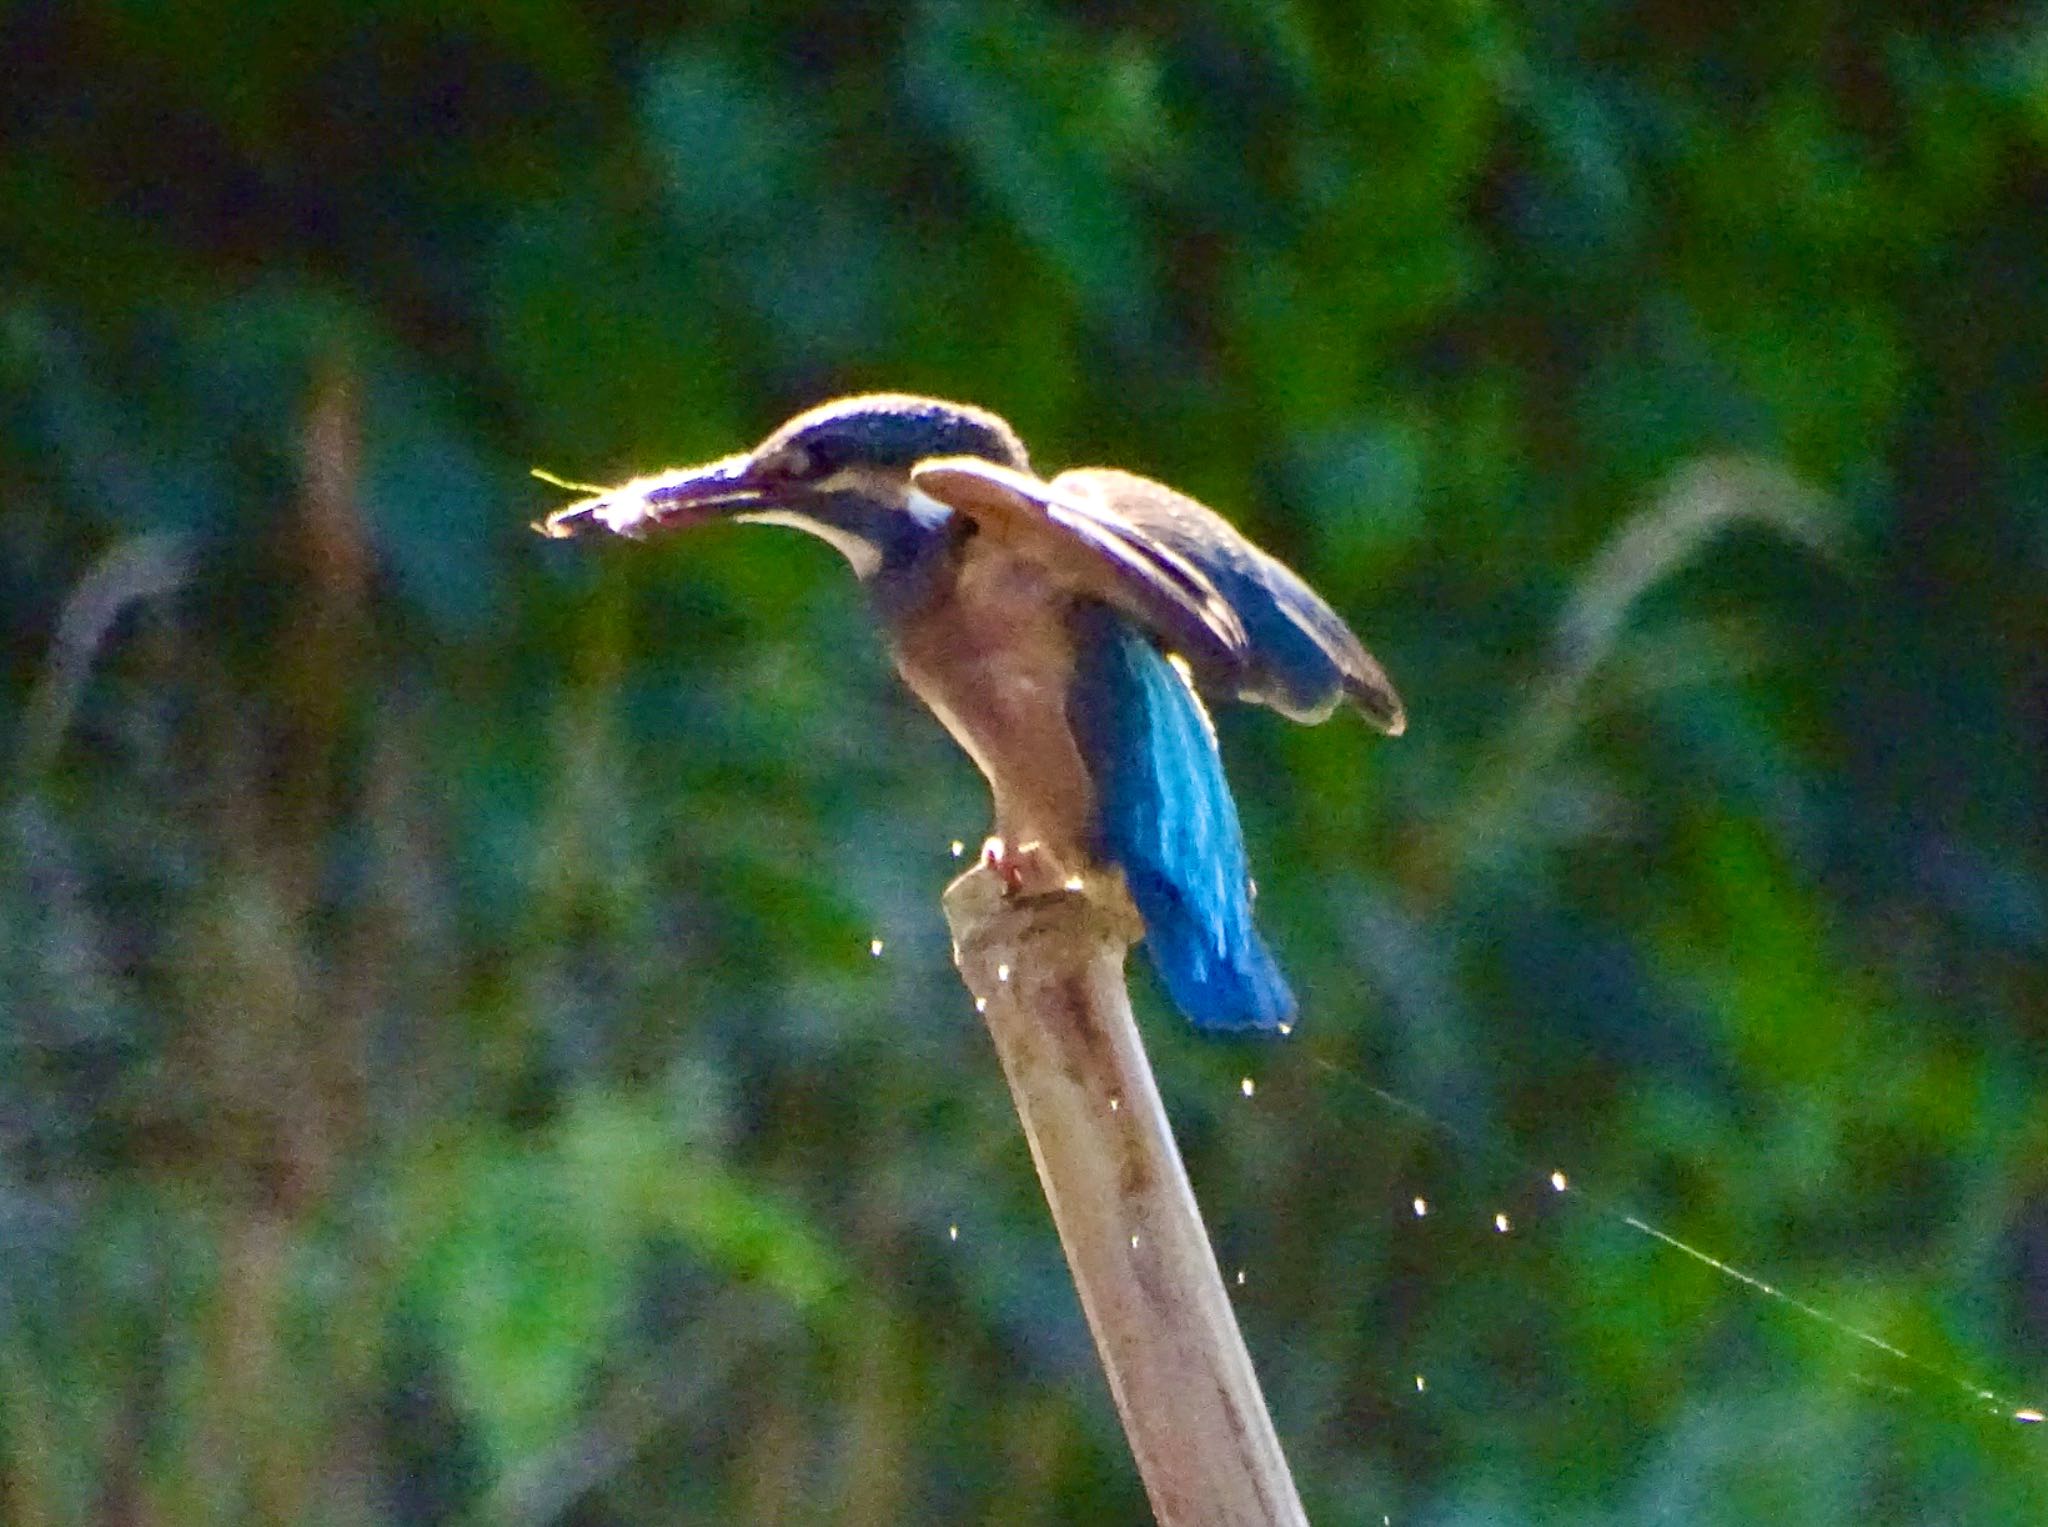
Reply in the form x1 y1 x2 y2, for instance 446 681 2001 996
1413 1374 1427 1393
1108 1096 1121 1112
1239 1076 1256 1098
2017 1408 2044 1424
1063 874 1085 892
1412 1197 1429 1218
1550 1169 1569 1192
948 1224 959 1242
1278 1021 1295 1036
1129 1234 1141 1249
1494 1212 1512 1233
869 938 885 957
996 963 1011 982
974 997 987 1014
1234 1269 1246 1286
950 840 966 858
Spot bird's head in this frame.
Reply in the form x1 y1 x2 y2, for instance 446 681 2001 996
536 393 1029 574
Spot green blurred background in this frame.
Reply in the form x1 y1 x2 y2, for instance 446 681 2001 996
4 2 2047 1522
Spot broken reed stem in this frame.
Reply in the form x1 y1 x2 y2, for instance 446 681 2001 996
943 863 1308 1527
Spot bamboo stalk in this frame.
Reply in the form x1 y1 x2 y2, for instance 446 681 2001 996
943 862 1308 1527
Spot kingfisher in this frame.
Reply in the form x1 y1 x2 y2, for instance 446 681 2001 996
536 394 1403 1033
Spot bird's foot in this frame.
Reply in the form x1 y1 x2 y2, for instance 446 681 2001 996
980 837 1085 900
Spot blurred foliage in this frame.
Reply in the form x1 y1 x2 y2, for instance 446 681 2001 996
3 1 2047 1522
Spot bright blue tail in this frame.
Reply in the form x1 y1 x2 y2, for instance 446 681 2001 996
1069 606 1297 1033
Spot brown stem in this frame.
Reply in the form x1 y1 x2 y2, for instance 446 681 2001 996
943 863 1308 1527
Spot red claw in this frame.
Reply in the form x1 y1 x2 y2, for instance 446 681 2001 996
980 837 1077 898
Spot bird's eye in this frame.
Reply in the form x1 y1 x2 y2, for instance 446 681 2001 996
772 444 814 481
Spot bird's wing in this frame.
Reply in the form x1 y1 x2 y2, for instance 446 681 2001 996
910 458 1250 680
1052 469 1405 732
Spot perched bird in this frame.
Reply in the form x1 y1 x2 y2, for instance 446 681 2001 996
537 394 1402 1032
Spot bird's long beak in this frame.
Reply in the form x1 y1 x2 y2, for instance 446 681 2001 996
533 452 767 540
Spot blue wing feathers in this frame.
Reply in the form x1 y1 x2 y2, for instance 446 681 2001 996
1052 468 1404 733
1069 605 1297 1032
